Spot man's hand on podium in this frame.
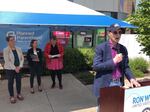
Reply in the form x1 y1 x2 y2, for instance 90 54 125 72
130 79 141 88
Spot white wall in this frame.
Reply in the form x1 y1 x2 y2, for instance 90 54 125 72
119 34 150 61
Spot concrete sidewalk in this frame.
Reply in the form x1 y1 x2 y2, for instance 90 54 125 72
0 74 97 112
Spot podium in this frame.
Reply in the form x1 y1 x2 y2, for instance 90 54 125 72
99 80 150 112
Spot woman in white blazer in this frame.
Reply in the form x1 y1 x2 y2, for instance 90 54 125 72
3 35 24 104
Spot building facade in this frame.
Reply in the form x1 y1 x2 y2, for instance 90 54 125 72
64 0 137 48
69 0 136 20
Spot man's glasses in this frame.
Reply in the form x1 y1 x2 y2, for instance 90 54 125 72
112 30 122 35
9 39 15 42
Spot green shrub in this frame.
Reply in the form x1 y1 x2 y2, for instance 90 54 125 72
129 57 149 77
78 48 94 68
63 48 95 73
130 68 144 77
63 48 87 73
129 57 149 73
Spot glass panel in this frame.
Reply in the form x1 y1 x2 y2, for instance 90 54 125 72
67 33 72 48
52 31 72 48
75 31 93 48
96 28 106 45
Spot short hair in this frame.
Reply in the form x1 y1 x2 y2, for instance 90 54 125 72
30 39 37 48
6 36 15 42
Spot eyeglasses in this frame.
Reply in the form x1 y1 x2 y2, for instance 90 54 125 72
112 30 122 35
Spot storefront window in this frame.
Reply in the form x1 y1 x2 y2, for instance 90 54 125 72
52 31 72 48
96 28 106 45
67 33 73 48
75 31 93 48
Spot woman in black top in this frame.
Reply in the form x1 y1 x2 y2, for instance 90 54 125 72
27 39 43 94
44 36 64 89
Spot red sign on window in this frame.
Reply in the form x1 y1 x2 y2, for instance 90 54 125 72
52 31 71 46
53 31 70 38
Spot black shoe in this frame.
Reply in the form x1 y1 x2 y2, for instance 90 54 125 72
51 83 55 89
38 86 42 92
10 97 17 104
30 88 35 94
59 84 63 89
30 88 34 94
30 90 35 94
17 94 24 101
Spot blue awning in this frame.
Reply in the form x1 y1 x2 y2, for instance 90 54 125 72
0 0 137 28
0 11 137 28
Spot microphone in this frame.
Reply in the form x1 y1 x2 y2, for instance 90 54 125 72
116 45 123 57
112 45 120 54
116 44 120 54
115 45 123 58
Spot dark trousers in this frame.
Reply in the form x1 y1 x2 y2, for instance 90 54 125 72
30 63 42 88
51 70 62 85
6 70 21 97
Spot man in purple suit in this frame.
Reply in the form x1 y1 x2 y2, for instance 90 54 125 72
93 23 141 112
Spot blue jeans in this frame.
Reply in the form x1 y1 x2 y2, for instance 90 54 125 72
109 80 121 87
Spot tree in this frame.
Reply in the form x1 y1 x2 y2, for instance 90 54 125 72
126 0 150 56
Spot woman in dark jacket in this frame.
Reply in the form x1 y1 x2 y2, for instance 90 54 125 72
27 39 43 93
